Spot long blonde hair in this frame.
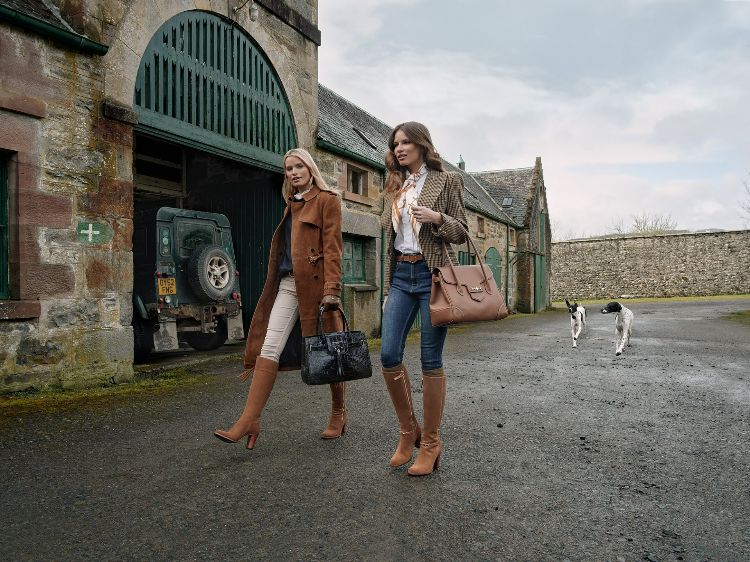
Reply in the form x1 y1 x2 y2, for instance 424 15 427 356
281 148 339 200
384 121 444 195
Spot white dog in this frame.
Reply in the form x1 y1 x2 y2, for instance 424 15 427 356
600 301 634 355
565 299 586 348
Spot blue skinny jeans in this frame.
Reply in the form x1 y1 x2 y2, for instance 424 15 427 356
381 261 447 371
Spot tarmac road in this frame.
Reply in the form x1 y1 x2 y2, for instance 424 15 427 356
1 299 749 561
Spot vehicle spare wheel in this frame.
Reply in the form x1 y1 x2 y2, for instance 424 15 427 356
187 244 235 301
184 317 228 351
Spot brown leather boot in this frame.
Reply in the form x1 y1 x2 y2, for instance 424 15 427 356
321 382 347 439
408 369 446 476
214 356 279 449
383 364 421 467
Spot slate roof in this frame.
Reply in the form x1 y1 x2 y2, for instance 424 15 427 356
472 167 535 227
442 161 515 225
0 0 75 33
317 84 391 169
318 85 513 224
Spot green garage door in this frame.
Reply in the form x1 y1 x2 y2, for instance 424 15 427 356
134 10 297 171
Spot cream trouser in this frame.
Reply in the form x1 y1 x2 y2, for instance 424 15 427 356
259 275 300 362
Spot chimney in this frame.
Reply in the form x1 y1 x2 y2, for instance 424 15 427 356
457 154 465 171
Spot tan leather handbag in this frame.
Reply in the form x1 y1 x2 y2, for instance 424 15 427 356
429 228 509 327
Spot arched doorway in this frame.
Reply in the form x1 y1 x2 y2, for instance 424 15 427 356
131 10 297 355
484 247 503 288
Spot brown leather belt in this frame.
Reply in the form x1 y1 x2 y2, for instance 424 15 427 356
396 253 424 263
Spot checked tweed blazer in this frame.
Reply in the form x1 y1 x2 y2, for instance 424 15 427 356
381 169 468 295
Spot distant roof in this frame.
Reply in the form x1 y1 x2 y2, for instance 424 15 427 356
0 0 75 33
317 84 391 170
443 161 515 225
472 167 535 226
318 85 513 224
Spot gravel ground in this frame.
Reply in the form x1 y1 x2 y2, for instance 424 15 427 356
1 298 748 561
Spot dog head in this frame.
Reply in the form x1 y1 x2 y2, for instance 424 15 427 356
566 299 581 317
601 301 622 314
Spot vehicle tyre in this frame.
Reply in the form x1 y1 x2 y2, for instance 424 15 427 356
133 316 154 362
184 317 228 351
187 244 235 301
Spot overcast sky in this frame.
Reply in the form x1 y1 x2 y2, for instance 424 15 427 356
317 0 750 238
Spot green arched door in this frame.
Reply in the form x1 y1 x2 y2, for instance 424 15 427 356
485 247 502 288
134 10 297 170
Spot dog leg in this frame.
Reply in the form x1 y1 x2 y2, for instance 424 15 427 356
615 329 625 355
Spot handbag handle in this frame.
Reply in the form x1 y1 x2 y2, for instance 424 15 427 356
438 224 494 294
316 304 351 335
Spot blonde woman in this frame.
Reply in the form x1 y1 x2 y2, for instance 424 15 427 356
215 148 346 449
380 122 467 476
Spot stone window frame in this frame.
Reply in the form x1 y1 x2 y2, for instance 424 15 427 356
341 162 375 207
477 216 486 238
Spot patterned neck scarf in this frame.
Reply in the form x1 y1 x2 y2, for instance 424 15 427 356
391 163 428 237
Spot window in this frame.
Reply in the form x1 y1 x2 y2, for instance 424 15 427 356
477 216 485 237
343 236 366 282
1 156 8 299
509 227 517 247
347 166 367 196
458 251 476 265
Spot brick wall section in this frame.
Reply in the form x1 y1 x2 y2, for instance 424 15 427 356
550 230 750 300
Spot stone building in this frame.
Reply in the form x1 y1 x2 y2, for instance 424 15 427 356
472 158 552 312
0 0 548 393
1 0 321 391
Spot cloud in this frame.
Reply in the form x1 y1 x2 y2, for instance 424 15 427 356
318 1 750 237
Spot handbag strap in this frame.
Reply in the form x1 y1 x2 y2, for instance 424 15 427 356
438 224 493 293
316 304 350 335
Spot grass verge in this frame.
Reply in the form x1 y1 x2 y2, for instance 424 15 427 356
725 310 750 326
0 365 216 418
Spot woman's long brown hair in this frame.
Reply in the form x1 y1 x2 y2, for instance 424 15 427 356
384 121 444 195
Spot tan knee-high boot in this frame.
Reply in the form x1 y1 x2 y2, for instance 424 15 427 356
321 382 347 438
214 356 279 449
408 369 446 476
383 364 421 467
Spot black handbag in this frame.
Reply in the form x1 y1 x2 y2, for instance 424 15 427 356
301 305 372 385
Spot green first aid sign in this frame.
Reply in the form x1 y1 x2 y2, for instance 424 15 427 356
77 221 112 244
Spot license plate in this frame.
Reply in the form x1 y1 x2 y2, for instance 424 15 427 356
157 278 177 295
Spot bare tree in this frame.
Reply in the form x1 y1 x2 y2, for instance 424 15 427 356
607 217 626 235
740 175 750 227
629 212 677 234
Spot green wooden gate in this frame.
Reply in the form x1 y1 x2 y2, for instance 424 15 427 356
484 247 502 289
534 254 547 312
134 10 297 171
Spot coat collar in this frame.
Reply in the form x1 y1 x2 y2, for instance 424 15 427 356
417 169 446 210
288 183 320 205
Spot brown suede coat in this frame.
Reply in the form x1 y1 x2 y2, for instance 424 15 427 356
243 185 343 372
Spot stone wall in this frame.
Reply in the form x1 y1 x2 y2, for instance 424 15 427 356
551 230 750 300
0 21 133 391
464 209 513 308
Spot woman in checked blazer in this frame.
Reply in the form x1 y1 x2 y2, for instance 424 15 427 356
379 121 467 476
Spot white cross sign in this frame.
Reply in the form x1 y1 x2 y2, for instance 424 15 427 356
80 223 100 242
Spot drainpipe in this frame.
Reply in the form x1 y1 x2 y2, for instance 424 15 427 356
506 224 511 309
0 6 109 55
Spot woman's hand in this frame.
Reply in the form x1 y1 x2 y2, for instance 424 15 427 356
410 205 444 225
321 295 341 310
